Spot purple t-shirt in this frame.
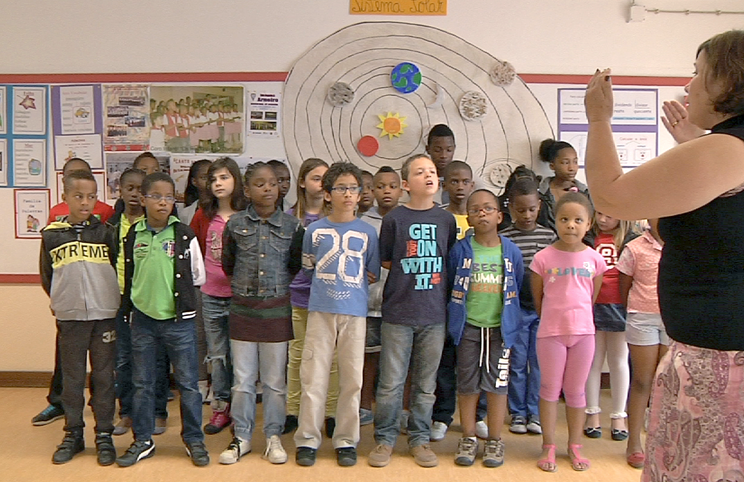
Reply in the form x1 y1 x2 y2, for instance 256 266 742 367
201 215 232 298
530 245 607 338
288 209 320 308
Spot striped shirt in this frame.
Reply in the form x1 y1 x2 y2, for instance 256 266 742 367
501 224 556 310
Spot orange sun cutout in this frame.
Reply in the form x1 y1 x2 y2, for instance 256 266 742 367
376 112 407 140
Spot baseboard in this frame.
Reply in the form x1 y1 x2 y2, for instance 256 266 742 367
0 372 52 388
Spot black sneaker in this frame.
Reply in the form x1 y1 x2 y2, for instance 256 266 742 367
95 432 116 466
282 415 298 434
295 447 317 466
33 404 65 426
325 417 336 438
336 447 357 467
186 441 210 467
116 440 155 467
52 432 84 464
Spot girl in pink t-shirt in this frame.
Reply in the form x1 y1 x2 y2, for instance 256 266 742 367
616 219 666 469
190 158 247 435
584 212 637 443
530 193 607 472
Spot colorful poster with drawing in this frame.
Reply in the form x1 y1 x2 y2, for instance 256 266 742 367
102 84 150 150
12 139 46 187
13 87 47 135
14 189 50 239
249 92 280 138
59 85 96 135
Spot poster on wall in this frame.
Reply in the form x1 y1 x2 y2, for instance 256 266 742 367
0 86 6 135
248 92 280 138
14 189 50 239
54 134 103 170
12 139 46 187
58 85 96 135
558 88 658 168
150 85 244 154
102 84 150 151
0 139 7 187
55 171 106 204
13 86 47 135
104 151 170 201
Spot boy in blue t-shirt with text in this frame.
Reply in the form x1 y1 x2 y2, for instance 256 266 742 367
294 162 380 467
369 154 457 468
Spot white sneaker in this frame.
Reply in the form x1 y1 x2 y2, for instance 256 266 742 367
430 421 448 441
475 420 489 439
262 435 287 464
219 437 250 464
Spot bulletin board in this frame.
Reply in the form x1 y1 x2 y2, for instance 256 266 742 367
0 71 687 279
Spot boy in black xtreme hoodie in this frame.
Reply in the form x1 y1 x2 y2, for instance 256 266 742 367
40 170 121 466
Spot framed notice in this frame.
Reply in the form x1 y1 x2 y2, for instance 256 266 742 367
14 189 50 239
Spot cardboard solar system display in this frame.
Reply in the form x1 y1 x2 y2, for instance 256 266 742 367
282 21 554 193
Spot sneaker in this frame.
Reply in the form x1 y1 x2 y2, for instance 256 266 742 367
454 437 478 466
262 435 287 464
325 417 336 438
430 421 448 441
368 444 393 467
219 437 250 464
186 441 210 466
410 444 438 467
360 408 374 426
475 420 489 439
204 401 231 435
400 410 410 434
282 414 298 434
52 432 84 464
483 439 505 467
33 404 64 426
336 447 357 466
198 380 210 404
295 447 317 466
526 415 542 435
153 417 167 435
113 416 132 436
509 415 527 434
95 432 116 466
116 440 155 467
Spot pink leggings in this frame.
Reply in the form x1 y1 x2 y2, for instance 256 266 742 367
536 334 595 408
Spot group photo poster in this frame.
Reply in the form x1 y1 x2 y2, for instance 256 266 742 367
151 85 244 154
104 151 170 201
103 84 150 151
14 189 50 239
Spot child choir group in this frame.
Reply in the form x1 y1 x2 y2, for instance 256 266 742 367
39 124 665 472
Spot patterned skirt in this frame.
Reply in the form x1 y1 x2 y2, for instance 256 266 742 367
643 340 744 482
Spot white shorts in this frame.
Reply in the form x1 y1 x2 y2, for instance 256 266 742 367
625 312 669 346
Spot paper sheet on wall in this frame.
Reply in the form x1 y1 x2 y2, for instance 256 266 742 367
13 87 47 135
12 139 46 187
0 139 7 186
59 85 96 135
54 134 103 170
249 92 280 138
0 86 6 135
14 189 49 239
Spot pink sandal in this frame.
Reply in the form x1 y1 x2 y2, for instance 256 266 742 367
627 451 645 469
568 444 590 471
537 444 557 472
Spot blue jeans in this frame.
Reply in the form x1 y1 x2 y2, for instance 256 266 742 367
115 306 169 419
201 294 232 402
374 322 445 448
230 339 287 442
131 309 203 443
507 309 541 418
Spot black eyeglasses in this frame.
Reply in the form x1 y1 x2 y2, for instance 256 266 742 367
328 186 363 194
144 194 177 204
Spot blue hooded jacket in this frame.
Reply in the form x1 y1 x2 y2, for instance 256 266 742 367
447 233 523 347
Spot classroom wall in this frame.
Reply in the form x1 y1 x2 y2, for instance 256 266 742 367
1 0 741 372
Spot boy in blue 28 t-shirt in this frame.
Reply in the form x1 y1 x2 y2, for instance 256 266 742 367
294 162 380 467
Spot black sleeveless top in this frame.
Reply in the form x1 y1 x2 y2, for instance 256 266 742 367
658 115 744 351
